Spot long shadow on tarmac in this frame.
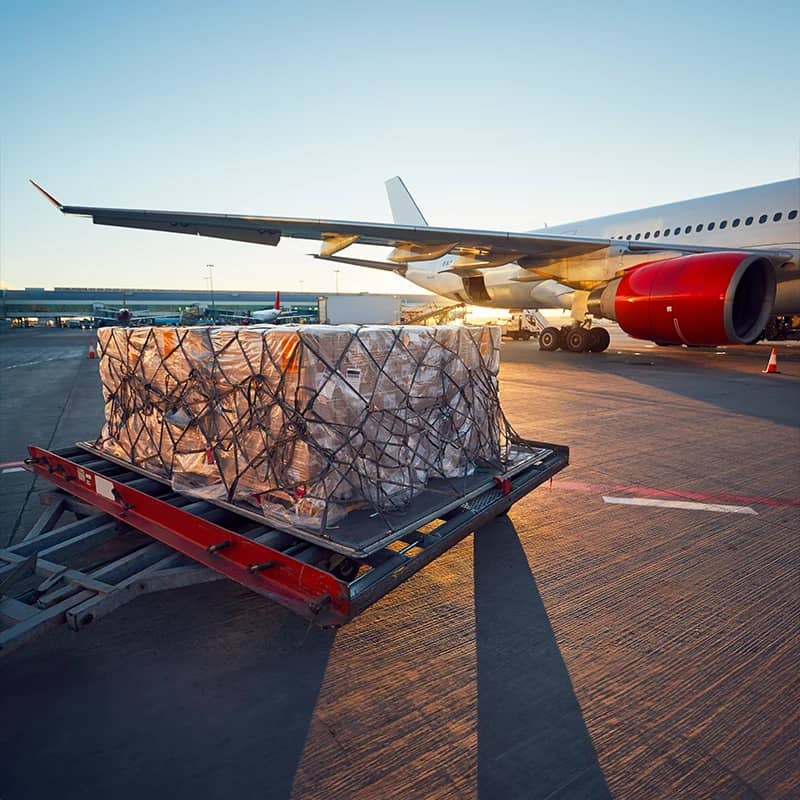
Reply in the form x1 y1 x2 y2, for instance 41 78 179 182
503 346 800 428
0 580 333 800
474 517 611 800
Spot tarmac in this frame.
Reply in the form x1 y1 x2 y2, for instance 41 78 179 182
1 326 798 799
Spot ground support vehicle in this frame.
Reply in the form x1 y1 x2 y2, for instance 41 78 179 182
0 439 567 656
763 314 800 341
499 310 550 341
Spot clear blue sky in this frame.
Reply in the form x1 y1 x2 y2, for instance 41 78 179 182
2 0 798 293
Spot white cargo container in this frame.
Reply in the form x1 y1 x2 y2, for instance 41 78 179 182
317 294 402 325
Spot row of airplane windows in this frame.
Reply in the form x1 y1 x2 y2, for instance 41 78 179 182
616 208 798 241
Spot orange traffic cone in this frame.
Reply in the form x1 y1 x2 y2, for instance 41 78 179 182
88 343 97 359
761 347 780 374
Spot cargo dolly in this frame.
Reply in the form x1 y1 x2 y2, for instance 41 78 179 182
0 439 567 657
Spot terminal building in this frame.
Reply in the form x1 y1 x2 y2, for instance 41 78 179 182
0 287 430 325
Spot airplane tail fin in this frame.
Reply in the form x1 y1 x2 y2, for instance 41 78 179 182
274 290 280 310
385 176 428 226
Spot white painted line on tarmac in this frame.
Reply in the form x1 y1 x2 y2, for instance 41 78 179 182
2 467 26 474
2 360 41 370
2 354 83 370
603 496 758 515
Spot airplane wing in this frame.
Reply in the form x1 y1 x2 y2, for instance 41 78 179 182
30 181 795 271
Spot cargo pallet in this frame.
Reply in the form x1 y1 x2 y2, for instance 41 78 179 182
0 440 567 657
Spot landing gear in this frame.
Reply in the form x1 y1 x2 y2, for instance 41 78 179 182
539 327 561 351
538 323 610 353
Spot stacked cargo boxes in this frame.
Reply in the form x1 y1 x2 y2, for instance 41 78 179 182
97 324 508 533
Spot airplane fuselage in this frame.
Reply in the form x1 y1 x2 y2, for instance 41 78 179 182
405 179 800 315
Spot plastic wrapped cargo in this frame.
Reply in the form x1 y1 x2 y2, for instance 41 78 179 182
96 324 511 533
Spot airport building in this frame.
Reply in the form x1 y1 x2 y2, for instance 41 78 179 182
0 286 431 324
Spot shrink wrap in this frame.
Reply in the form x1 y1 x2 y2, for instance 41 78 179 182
97 324 509 533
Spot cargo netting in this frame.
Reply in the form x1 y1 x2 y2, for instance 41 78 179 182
96 324 519 537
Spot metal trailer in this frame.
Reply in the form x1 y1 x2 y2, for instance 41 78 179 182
0 440 567 657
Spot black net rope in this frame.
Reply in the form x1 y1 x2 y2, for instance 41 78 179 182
96 324 520 534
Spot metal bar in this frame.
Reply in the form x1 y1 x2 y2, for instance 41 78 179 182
65 565 222 631
35 539 173 608
34 521 120 563
3 515 116 559
0 590 94 657
0 597 39 624
0 554 37 594
0 549 117 593
22 498 66 542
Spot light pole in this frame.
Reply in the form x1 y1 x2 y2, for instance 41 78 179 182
206 264 216 322
334 269 340 295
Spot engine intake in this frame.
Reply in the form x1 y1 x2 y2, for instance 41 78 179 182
587 252 776 345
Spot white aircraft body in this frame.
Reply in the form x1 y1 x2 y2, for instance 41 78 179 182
31 176 799 351
249 291 290 323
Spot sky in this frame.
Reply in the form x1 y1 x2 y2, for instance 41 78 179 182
2 0 799 294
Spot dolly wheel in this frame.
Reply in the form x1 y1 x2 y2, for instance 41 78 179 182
331 557 360 582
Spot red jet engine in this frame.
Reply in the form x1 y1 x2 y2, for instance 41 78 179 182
587 252 776 345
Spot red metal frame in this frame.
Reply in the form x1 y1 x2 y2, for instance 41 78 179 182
26 446 349 626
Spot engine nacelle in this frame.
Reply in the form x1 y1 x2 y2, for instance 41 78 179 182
587 252 776 345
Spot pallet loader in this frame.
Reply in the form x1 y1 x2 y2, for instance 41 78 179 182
0 438 567 656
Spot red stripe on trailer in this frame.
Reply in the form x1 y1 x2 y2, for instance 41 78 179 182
25 445 349 626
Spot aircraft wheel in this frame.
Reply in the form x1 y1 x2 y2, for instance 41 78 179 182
539 327 561 351
588 327 611 352
564 327 591 353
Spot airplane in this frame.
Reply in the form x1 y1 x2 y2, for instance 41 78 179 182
248 291 291 323
92 292 154 327
30 177 799 351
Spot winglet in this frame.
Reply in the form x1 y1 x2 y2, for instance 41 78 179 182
29 180 63 209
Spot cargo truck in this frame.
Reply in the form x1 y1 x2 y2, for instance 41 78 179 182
317 294 402 325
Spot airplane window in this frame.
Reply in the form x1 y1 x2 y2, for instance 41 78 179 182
732 218 740 227
626 234 632 240
720 220 727 229
644 232 650 239
759 214 767 223
654 230 660 238
663 228 671 236
789 210 798 220
745 216 753 225
684 225 692 234
708 222 715 231
635 233 641 240
673 228 680 236
773 212 782 222
696 223 704 232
